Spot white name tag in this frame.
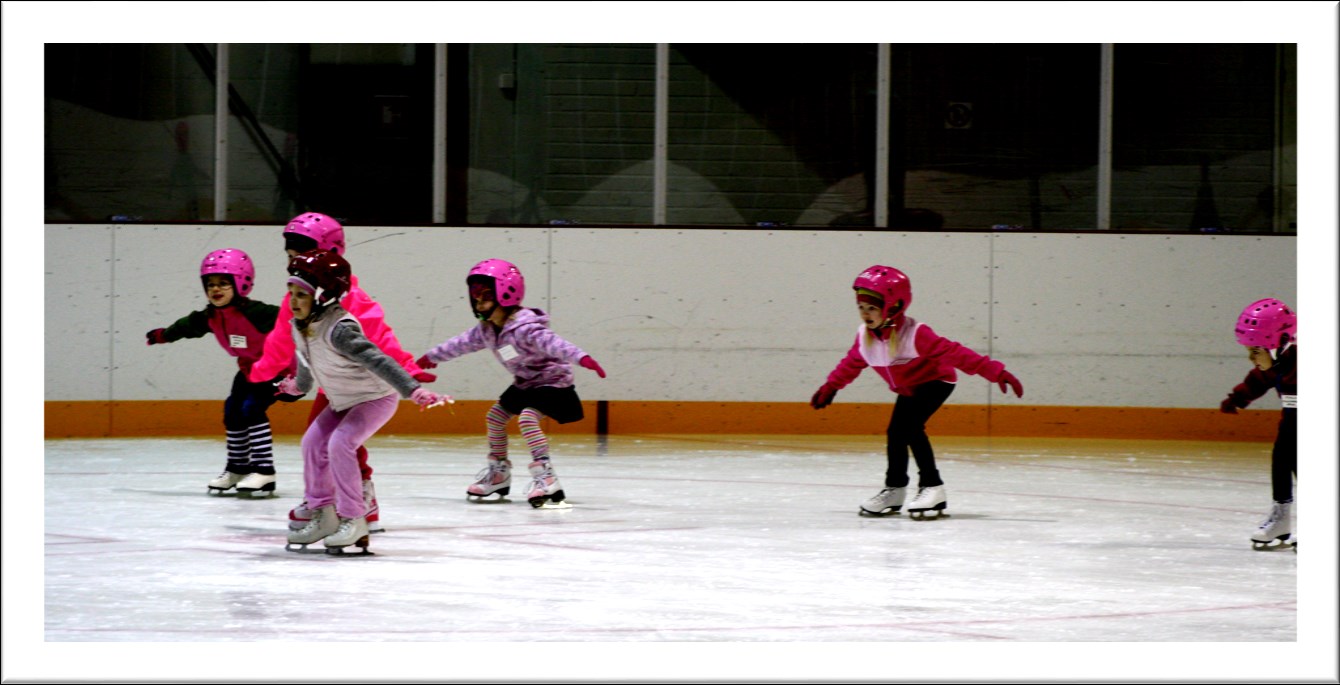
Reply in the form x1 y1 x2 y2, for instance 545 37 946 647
1281 394 1297 408
229 335 248 349
497 344 519 362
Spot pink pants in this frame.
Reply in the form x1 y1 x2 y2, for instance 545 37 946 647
301 393 398 519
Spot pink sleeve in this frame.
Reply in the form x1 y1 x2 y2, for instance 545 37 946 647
342 285 424 375
824 337 868 389
246 292 298 382
915 324 1005 381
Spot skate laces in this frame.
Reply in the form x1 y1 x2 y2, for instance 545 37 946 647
475 461 511 484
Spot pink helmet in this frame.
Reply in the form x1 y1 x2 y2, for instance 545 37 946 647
467 259 525 307
283 212 345 254
1234 298 1296 348
853 265 912 322
200 248 256 297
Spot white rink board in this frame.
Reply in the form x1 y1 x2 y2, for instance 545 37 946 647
45 225 1293 408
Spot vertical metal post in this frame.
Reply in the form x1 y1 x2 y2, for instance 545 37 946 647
875 44 891 228
213 43 229 222
654 43 669 226
1097 43 1114 230
433 44 448 224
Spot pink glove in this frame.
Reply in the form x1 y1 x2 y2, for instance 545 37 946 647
410 387 442 408
413 370 438 383
1220 397 1239 414
274 375 302 397
810 383 838 409
145 328 168 345
997 370 1024 398
579 355 606 378
415 354 438 370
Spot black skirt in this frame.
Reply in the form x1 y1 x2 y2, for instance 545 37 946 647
499 384 585 424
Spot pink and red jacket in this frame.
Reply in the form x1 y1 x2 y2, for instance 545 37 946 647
247 274 426 383
824 317 1008 396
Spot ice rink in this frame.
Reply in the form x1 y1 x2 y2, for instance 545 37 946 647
19 432 1338 681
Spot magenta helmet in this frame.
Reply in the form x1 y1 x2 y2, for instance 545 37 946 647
853 265 912 323
283 212 345 254
467 258 525 307
1234 298 1296 348
200 248 256 297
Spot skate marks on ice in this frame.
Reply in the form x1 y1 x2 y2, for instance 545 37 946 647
39 435 1302 649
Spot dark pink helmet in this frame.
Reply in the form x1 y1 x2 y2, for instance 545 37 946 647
467 259 525 307
853 265 911 323
1234 298 1296 348
283 212 345 254
200 248 255 297
287 249 352 308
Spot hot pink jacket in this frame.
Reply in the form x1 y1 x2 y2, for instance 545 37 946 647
824 317 1007 397
247 274 425 383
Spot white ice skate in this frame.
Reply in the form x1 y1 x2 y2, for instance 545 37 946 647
526 460 570 509
859 486 907 517
207 470 246 495
235 472 276 499
286 505 338 552
1250 501 1292 550
906 485 948 520
323 516 372 556
288 500 316 531
467 459 512 502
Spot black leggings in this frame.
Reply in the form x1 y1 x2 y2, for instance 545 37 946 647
223 370 280 432
1272 409 1296 503
884 381 955 488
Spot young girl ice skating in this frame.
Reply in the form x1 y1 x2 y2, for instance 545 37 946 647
146 249 292 497
810 265 1023 519
277 250 445 554
248 212 435 533
1220 298 1297 551
416 259 606 509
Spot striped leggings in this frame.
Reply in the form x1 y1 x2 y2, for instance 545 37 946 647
485 402 550 463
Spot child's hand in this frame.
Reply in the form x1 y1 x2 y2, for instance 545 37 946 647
1219 397 1240 414
579 355 606 378
810 383 838 409
997 371 1024 398
415 354 438 370
411 387 449 409
145 328 167 345
412 370 438 383
274 375 302 397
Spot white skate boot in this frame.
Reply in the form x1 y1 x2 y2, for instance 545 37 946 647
207 470 246 495
467 459 512 501
286 505 337 552
859 486 907 517
235 472 276 499
288 500 316 532
906 485 948 520
1250 501 1292 550
363 480 384 533
526 460 569 509
323 516 372 556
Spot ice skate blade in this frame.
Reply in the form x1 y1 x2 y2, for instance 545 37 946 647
326 536 374 557
530 497 572 510
285 543 329 554
1251 536 1293 551
236 488 276 499
908 509 948 521
859 507 901 517
207 487 237 496
467 492 510 503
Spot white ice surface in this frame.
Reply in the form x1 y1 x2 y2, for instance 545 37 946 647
21 434 1338 681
